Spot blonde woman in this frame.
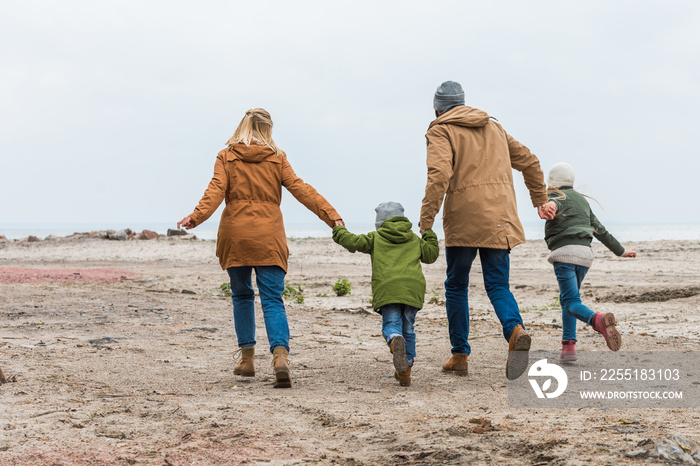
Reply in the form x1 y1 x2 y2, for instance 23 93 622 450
178 108 344 388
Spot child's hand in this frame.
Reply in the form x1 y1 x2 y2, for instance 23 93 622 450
622 250 637 258
334 219 345 227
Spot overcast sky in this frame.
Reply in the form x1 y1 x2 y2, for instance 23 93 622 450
2 1 699 232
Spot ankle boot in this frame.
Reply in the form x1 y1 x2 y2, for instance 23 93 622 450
591 312 621 351
389 336 410 373
234 346 255 376
560 340 577 362
442 354 468 375
506 324 531 380
272 346 291 388
394 367 412 387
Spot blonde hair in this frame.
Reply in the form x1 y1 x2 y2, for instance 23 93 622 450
226 108 281 155
547 186 604 211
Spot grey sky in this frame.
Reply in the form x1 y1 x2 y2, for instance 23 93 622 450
2 1 698 231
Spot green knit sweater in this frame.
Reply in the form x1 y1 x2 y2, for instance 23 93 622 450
332 217 439 311
545 187 624 256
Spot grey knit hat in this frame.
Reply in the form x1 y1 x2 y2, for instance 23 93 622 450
547 162 576 188
433 81 465 112
375 201 405 229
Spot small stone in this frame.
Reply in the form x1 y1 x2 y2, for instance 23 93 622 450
167 228 187 237
625 449 646 458
27 235 41 242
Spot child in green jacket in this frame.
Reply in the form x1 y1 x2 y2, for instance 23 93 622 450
545 163 637 362
332 202 439 386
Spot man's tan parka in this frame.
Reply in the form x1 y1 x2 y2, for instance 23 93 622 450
187 142 340 272
419 106 548 249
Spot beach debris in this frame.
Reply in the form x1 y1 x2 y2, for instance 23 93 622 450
138 229 160 240
0 366 8 384
167 228 187 237
181 289 196 295
27 235 42 242
108 230 129 241
600 286 700 303
88 337 119 346
469 417 494 434
626 434 700 463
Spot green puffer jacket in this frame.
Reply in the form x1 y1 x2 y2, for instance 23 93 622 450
545 187 624 256
332 217 439 311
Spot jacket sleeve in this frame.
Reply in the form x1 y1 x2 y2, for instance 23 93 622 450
419 229 440 264
332 226 373 254
590 212 625 256
420 125 453 230
187 152 228 227
506 133 548 208
281 155 341 228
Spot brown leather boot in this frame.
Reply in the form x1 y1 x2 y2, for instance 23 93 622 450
442 354 468 376
591 312 621 351
272 346 291 388
394 367 412 387
233 346 255 377
506 324 531 380
389 336 410 373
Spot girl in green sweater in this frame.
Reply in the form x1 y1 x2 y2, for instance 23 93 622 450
333 202 439 386
545 163 637 362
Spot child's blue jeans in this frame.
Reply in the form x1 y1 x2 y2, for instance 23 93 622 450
226 265 290 353
553 262 596 341
381 303 418 367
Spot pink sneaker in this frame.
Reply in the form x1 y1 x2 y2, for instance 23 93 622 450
560 340 577 362
591 312 622 351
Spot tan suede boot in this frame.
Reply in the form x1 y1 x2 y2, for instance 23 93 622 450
233 347 255 377
506 324 531 380
394 367 412 387
442 354 468 376
272 346 291 388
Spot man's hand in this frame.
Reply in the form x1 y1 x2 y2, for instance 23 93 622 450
622 250 637 258
177 216 195 230
537 201 557 220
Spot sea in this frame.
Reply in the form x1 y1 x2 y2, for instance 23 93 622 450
1 222 700 242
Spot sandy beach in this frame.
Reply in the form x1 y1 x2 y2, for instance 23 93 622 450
1 236 700 464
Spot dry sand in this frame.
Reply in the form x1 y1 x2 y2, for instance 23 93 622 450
1 236 700 464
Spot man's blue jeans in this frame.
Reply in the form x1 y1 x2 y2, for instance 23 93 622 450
553 262 595 341
226 266 290 353
381 303 419 367
445 247 524 355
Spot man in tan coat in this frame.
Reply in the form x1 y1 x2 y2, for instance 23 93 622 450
419 81 555 380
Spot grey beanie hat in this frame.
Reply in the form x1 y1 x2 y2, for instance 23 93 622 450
375 201 405 229
433 80 465 112
547 162 576 188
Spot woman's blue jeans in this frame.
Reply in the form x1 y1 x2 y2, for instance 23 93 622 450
226 266 290 353
445 247 524 355
381 303 418 367
553 262 595 341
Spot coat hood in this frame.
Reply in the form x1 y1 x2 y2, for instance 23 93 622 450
228 142 278 163
376 216 414 244
429 105 490 130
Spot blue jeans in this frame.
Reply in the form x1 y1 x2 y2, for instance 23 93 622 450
226 266 290 353
553 262 595 341
445 247 524 355
381 303 418 367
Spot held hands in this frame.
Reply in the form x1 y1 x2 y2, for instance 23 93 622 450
622 250 637 258
334 219 345 227
177 216 195 230
538 201 557 220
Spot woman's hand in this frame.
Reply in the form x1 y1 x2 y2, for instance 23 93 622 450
177 216 195 230
622 249 637 258
334 219 345 227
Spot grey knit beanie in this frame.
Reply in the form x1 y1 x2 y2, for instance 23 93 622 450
375 201 405 229
433 81 465 112
547 162 576 188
